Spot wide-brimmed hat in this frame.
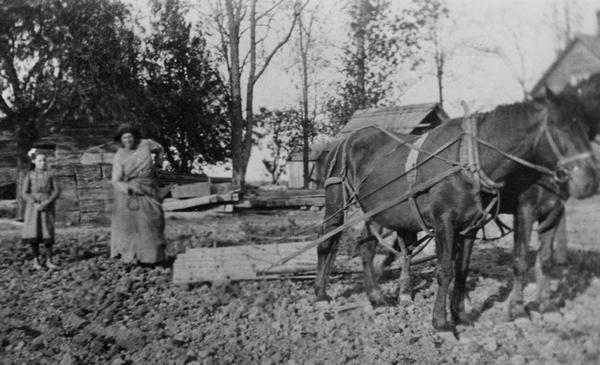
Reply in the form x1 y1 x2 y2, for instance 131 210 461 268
113 123 141 142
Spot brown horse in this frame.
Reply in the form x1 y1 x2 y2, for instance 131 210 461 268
379 75 600 321
316 89 598 332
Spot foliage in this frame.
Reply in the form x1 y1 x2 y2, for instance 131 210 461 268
142 0 230 172
254 107 306 184
323 0 445 135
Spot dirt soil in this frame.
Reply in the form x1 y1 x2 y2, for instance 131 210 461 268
2 196 600 365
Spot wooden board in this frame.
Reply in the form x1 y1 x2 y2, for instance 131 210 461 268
172 241 403 284
163 191 239 211
210 182 234 195
171 182 211 199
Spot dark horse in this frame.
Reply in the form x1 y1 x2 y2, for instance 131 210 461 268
500 75 600 319
315 89 598 332
377 75 600 321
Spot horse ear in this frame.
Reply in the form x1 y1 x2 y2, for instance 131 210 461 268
544 84 560 104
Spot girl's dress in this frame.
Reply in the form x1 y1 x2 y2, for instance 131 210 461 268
110 139 166 263
22 170 60 242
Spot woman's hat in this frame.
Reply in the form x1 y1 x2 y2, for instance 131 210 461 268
113 123 141 142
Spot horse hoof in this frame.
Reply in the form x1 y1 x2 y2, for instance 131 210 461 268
369 292 386 307
398 293 412 304
432 318 455 332
316 293 333 303
540 301 560 314
505 303 528 321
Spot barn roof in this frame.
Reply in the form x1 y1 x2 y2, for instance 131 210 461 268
338 102 447 136
531 34 600 95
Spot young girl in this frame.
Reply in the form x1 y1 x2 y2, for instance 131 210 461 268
22 153 60 270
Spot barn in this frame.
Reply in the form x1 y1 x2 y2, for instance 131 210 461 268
286 102 449 189
530 18 600 162
531 16 600 97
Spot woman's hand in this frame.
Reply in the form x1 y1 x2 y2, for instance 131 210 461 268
128 183 144 195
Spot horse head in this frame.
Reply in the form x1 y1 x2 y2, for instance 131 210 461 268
563 73 600 138
536 86 598 199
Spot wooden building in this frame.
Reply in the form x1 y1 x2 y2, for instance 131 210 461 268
531 15 600 97
286 102 448 189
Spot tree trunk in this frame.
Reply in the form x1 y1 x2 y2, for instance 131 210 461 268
225 0 245 189
299 13 310 189
356 0 368 109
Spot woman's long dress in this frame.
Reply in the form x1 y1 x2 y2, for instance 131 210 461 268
110 139 166 263
22 170 60 242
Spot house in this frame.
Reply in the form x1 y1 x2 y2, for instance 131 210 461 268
286 102 448 189
286 141 331 189
531 11 600 97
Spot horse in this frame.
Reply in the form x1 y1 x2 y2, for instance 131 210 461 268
315 88 598 332
378 75 600 321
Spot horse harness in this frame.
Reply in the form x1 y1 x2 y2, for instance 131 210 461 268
323 108 592 240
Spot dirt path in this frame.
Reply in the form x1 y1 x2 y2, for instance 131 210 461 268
1 198 600 364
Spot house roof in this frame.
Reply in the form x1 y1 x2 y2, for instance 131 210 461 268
338 102 447 136
531 34 600 95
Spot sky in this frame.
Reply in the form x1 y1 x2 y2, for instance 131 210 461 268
130 0 600 182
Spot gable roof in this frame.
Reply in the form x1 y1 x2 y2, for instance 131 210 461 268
531 34 600 95
338 102 448 136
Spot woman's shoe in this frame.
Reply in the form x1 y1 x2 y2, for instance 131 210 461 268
32 258 44 270
46 258 59 269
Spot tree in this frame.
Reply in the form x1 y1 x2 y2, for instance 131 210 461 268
0 0 70 218
210 0 304 190
548 0 583 56
254 107 304 184
323 0 434 135
143 0 230 172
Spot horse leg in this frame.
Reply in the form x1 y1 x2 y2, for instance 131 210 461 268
451 234 475 324
314 183 344 302
432 213 456 332
359 224 386 306
397 231 417 303
536 215 562 313
504 205 533 320
551 209 568 265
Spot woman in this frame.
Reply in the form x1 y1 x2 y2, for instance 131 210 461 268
110 123 166 264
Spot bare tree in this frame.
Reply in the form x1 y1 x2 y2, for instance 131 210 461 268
209 0 305 190
548 0 583 56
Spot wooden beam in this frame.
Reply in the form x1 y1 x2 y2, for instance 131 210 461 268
162 191 240 211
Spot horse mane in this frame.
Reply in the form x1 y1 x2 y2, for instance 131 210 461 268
446 101 539 127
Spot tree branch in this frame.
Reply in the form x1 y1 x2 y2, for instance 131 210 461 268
253 1 308 85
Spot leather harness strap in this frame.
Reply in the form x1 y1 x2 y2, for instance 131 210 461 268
405 133 433 235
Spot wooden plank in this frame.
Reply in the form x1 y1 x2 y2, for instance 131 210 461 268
210 183 234 195
162 191 239 211
81 152 115 165
171 182 211 199
51 164 76 177
79 199 111 212
75 165 102 183
77 187 112 200
80 211 110 226
247 196 324 208
172 242 402 284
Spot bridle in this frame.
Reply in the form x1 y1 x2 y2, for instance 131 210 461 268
533 108 593 183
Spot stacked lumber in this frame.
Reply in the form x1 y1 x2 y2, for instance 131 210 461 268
52 163 113 226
